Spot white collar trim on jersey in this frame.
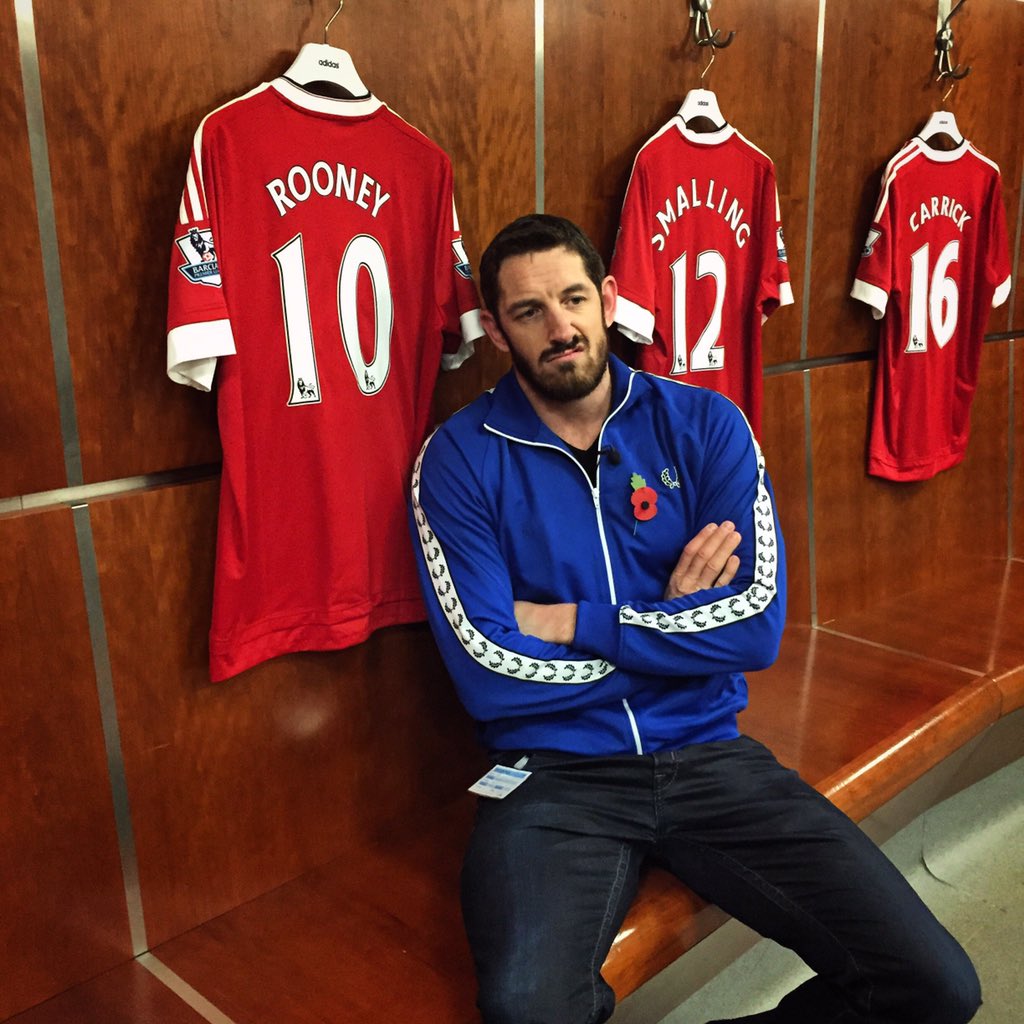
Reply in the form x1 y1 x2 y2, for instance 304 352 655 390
914 138 969 163
271 77 383 117
674 119 735 146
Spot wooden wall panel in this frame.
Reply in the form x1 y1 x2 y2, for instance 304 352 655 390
543 0 815 368
762 372 811 625
32 0 531 484
4 962 209 1024
811 351 1008 624
949 0 1024 336
811 0 942 360
89 482 481 948
0 510 131 1020
0 0 65 498
1016 339 1024 554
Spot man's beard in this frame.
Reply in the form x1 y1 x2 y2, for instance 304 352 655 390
507 328 609 403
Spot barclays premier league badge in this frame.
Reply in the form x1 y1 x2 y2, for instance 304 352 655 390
176 227 222 287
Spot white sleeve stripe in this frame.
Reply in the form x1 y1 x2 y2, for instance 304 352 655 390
967 143 1001 175
411 434 616 685
993 275 1011 308
875 146 921 219
185 163 204 224
617 437 779 636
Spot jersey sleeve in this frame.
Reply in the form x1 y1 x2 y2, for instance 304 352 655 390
610 156 658 346
573 402 786 677
437 174 482 371
166 121 237 391
757 169 794 324
850 165 898 320
986 172 1012 308
411 426 632 725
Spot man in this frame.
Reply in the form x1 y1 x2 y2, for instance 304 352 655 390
410 215 979 1024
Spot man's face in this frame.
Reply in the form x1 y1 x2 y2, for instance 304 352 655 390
482 246 617 403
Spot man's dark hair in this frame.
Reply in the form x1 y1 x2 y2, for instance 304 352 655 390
478 214 606 321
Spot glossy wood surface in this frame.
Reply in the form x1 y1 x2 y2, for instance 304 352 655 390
155 800 479 1024
31 0 532 483
948 0 1024 335
811 355 1008 623
0 510 131 1020
543 0 816 368
88 481 482 948
827 558 1024 677
809 0 939 360
1016 341 1024 547
761 371 811 624
0 0 65 498
3 962 208 1024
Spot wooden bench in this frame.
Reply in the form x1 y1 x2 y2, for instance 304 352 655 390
12 560 1023 1024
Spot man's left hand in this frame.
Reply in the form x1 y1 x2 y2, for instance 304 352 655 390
514 601 578 645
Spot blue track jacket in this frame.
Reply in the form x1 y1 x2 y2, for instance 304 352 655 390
410 355 785 755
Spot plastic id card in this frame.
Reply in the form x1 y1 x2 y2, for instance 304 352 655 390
468 764 532 799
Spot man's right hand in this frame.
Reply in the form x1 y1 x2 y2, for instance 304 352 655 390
663 522 741 600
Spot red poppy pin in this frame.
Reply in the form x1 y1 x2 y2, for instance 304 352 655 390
630 473 658 522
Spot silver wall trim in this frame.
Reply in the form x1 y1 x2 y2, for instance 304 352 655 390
534 0 544 213
1006 161 1024 558
18 463 222 513
799 0 828 627
138 954 241 1024
803 370 819 626
15 0 83 487
799 0 828 363
72 505 148 956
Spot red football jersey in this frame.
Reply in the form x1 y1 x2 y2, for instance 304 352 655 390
167 79 481 681
852 139 1011 481
610 119 793 436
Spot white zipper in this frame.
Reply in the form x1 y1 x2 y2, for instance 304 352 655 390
484 372 645 752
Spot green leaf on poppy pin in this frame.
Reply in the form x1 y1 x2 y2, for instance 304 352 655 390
630 473 647 491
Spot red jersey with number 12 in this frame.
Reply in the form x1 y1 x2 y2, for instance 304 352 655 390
167 79 481 681
852 139 1010 481
610 120 793 436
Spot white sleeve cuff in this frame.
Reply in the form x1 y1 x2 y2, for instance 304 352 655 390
851 279 888 320
613 295 656 346
441 309 481 371
778 280 794 307
167 319 236 391
993 275 1011 308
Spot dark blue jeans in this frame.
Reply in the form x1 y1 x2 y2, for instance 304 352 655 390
461 737 980 1024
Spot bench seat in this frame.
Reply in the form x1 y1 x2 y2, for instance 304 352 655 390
12 560 1023 1024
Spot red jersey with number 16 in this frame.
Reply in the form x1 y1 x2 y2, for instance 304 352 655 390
610 120 793 436
852 139 1010 481
166 79 481 681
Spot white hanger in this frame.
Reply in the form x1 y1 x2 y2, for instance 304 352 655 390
679 88 726 130
917 109 964 147
282 2 369 99
678 46 726 131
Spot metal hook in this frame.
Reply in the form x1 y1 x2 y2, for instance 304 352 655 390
692 0 736 50
936 0 971 81
324 0 344 45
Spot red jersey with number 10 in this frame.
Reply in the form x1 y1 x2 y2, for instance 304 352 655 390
852 139 1010 481
610 120 793 436
167 79 481 681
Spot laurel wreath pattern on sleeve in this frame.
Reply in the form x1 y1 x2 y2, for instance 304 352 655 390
411 437 615 685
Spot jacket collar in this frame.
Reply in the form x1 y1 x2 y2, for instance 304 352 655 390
483 353 646 445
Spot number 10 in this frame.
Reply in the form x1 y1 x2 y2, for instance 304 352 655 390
272 232 394 403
